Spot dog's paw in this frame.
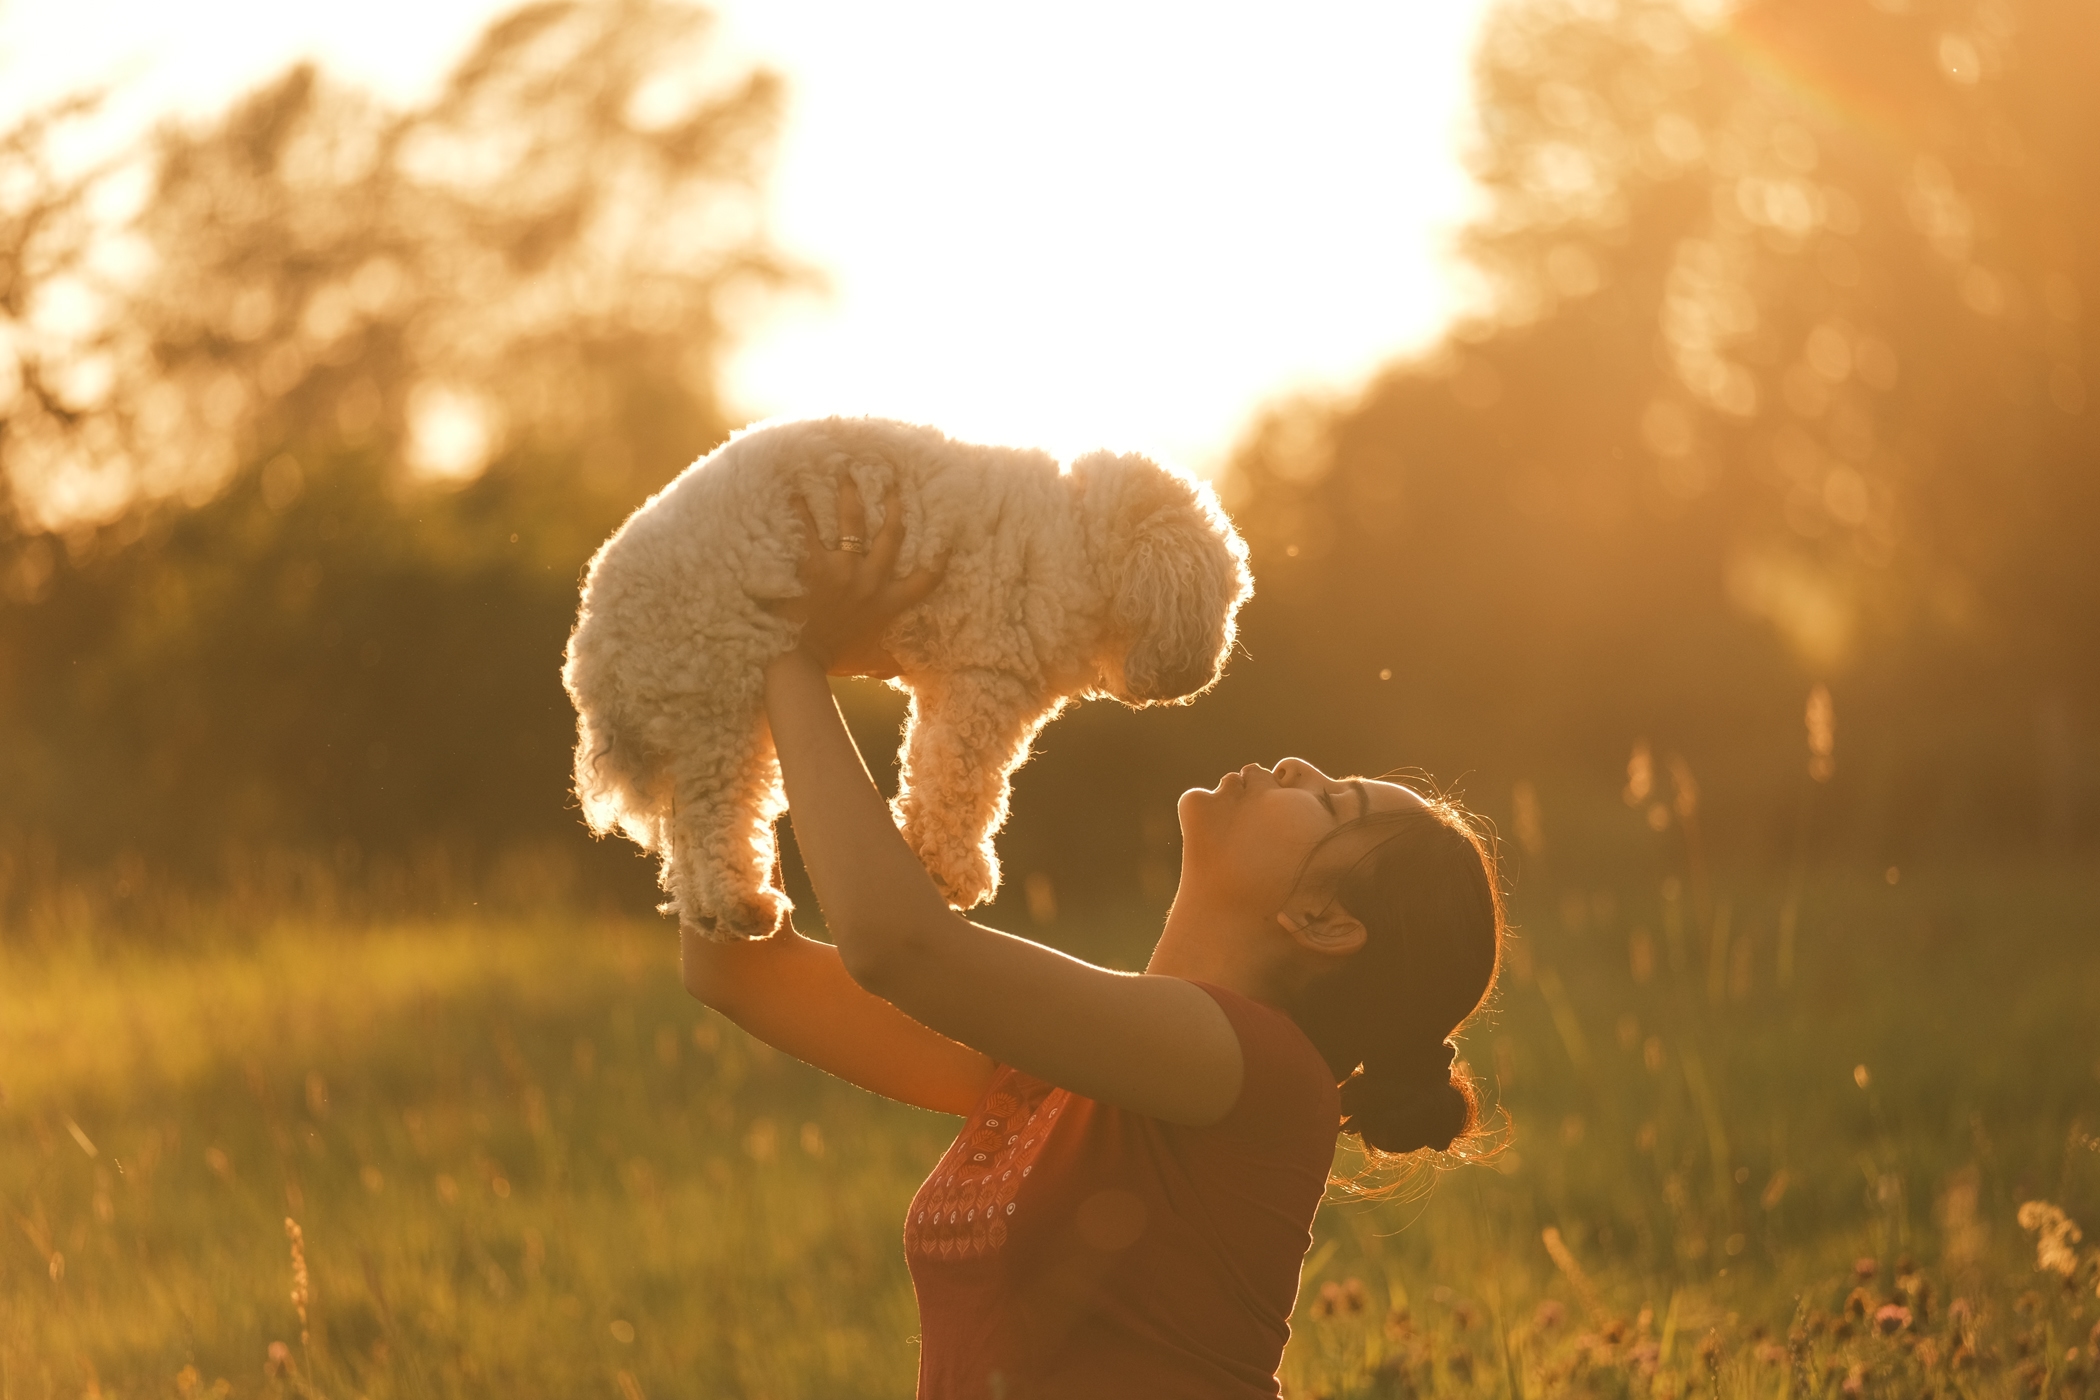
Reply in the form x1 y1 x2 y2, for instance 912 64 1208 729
722 889 791 941
677 910 726 943
670 894 786 943
924 842 997 911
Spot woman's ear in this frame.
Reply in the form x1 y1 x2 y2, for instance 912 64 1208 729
1276 908 1368 960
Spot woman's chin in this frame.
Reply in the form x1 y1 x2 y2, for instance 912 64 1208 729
1177 790 1223 847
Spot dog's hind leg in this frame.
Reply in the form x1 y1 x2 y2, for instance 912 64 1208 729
659 694 792 941
890 669 1064 911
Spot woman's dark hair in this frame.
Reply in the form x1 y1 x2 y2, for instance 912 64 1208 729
1286 783 1505 1161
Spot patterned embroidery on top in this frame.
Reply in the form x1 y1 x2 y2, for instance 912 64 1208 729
907 1078 1068 1259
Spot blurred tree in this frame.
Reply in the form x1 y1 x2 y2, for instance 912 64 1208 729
0 0 802 902
1213 0 2097 858
4 0 2093 928
0 96 106 545
1453 0 2096 672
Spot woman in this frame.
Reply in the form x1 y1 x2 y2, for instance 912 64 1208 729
682 482 1505 1398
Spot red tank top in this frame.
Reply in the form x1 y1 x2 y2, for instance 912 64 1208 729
905 980 1341 1399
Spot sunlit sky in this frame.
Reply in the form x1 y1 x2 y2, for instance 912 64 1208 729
0 0 1494 474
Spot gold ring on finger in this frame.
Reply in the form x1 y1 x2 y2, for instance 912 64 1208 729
837 536 868 554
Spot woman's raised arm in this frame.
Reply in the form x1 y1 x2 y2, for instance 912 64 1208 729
759 482 1245 1128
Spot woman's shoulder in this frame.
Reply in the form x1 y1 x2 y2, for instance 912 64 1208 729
1184 979 1340 1139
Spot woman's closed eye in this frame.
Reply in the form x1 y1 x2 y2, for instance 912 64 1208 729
1319 781 1369 821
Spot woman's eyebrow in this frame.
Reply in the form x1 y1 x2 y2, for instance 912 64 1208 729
1349 779 1370 820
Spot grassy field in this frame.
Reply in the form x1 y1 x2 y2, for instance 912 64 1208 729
3 855 2098 1398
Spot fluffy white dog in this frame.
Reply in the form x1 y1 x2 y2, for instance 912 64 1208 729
562 416 1251 940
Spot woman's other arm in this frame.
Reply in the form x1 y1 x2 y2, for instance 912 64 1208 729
681 926 995 1116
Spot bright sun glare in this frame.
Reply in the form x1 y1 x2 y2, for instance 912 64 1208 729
1 0 1494 476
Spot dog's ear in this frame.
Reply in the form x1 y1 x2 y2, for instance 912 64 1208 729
1108 486 1253 707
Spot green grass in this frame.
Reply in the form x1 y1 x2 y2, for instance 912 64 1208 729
1289 859 2100 1397
2 859 2097 1398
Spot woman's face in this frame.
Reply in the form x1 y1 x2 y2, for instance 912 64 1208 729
1177 757 1425 919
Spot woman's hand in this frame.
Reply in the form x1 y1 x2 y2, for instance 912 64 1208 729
764 477 942 677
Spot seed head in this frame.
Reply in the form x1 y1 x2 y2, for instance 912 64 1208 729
1806 685 1835 781
1624 741 1653 805
284 1217 311 1350
2017 1200 2085 1277
1668 754 1699 819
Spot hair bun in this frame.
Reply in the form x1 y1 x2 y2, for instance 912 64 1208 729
1339 1041 1476 1155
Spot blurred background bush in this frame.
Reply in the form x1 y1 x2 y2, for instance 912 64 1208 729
0 0 2092 935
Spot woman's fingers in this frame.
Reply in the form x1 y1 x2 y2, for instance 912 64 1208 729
776 479 941 672
791 491 821 540
787 493 829 580
874 485 905 542
837 475 868 545
804 476 936 604
866 490 907 580
887 559 945 612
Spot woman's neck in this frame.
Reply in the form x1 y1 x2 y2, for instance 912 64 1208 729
1145 888 1296 1006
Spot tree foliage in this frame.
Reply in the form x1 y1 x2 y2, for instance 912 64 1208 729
1216 0 2097 851
2 0 2093 923
0 0 799 896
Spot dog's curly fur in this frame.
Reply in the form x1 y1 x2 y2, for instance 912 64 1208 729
562 416 1252 939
